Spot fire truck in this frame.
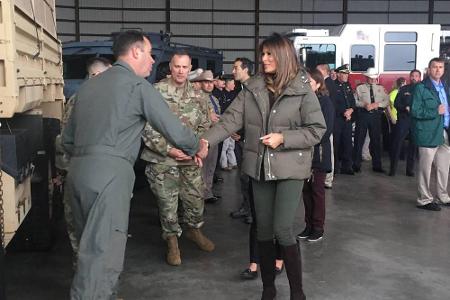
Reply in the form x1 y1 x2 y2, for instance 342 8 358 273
288 24 448 91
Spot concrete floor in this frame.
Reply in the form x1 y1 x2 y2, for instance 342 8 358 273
4 159 450 300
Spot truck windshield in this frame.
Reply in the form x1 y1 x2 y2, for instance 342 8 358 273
350 45 375 72
298 44 336 70
63 55 115 80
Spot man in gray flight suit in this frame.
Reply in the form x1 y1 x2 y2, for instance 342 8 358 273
62 31 207 300
55 57 111 269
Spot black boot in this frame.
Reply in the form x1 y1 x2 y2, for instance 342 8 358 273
258 240 277 300
281 244 306 300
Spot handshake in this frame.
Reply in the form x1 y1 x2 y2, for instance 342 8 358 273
168 138 209 167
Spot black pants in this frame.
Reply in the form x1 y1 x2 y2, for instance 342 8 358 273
248 180 282 264
353 110 382 169
333 117 354 172
234 140 243 165
302 170 326 232
389 118 416 174
237 142 250 213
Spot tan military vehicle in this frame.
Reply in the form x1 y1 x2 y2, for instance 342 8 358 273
0 0 64 253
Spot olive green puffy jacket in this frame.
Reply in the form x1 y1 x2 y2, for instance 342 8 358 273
202 72 326 181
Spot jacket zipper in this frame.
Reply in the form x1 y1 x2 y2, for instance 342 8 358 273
266 147 272 180
266 94 275 180
253 90 270 180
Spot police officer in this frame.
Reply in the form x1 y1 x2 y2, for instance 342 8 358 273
389 69 421 176
333 64 356 175
62 31 207 300
191 70 222 203
141 50 215 267
212 75 226 104
353 68 390 173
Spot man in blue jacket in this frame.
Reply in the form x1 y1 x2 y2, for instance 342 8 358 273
411 57 450 211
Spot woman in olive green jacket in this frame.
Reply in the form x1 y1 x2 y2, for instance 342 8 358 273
202 33 326 300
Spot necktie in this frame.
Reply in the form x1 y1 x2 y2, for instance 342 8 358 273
342 84 350 108
369 84 375 104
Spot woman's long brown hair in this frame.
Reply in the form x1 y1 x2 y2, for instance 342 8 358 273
308 69 329 97
259 33 300 96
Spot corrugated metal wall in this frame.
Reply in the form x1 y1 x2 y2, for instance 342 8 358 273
56 0 450 73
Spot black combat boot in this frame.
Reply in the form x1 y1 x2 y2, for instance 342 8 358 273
258 240 277 300
281 243 306 300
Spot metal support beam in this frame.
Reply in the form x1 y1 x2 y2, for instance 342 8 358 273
428 0 434 24
165 0 171 33
255 0 260 73
342 0 348 24
75 0 80 41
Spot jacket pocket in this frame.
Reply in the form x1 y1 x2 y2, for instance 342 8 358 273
244 123 263 153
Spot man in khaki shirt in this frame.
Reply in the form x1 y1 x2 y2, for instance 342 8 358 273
353 67 390 173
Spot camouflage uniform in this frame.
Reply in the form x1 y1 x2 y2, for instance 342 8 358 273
54 95 78 263
141 78 211 239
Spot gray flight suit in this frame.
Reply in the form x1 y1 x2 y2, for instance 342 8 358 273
62 60 199 300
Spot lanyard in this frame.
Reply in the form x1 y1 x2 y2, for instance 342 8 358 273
209 95 220 114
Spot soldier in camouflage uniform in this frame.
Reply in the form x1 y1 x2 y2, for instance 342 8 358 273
54 57 111 268
141 51 215 266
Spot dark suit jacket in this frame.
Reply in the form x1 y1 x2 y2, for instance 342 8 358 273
312 94 335 173
325 76 338 104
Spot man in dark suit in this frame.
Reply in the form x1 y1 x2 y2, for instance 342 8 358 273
317 64 338 101
317 63 337 187
388 69 421 176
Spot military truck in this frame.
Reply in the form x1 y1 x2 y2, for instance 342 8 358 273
0 0 64 258
62 32 224 98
